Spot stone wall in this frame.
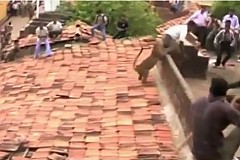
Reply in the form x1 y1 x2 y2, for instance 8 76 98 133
156 55 194 140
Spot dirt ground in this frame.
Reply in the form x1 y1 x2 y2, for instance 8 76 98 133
186 54 240 98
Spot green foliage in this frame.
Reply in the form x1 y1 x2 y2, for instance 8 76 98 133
57 1 161 37
211 1 240 19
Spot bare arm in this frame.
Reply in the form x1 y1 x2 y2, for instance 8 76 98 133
214 30 223 44
225 104 240 127
228 80 240 89
47 22 52 28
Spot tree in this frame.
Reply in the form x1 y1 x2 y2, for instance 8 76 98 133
211 1 240 19
57 1 161 37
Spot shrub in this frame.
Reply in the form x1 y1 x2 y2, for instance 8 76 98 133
211 1 240 19
57 1 161 37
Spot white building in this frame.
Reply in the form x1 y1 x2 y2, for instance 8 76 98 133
44 0 60 12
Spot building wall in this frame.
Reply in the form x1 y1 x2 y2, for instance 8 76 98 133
44 0 60 12
0 1 8 21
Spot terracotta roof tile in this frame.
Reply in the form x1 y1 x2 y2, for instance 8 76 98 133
0 39 178 159
0 4 199 159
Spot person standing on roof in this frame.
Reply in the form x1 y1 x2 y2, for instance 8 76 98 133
34 22 52 59
91 9 109 41
185 6 209 49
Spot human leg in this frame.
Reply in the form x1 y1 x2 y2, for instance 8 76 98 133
34 39 41 58
44 39 52 56
91 24 100 37
113 31 121 39
215 42 224 66
113 30 126 39
221 42 232 66
99 25 106 40
198 26 208 48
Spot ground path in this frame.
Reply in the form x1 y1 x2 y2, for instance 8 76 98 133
5 16 29 40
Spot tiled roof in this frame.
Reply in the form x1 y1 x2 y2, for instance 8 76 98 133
0 4 198 159
18 21 94 48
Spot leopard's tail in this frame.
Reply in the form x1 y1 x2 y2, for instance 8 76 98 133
133 47 144 71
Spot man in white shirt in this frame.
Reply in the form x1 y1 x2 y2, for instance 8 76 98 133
163 20 198 47
34 23 52 59
162 20 198 68
222 9 239 32
222 9 240 51
185 6 209 49
47 19 63 39
214 20 235 68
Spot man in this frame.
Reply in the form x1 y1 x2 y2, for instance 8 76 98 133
26 1 34 20
205 15 222 50
47 19 63 39
191 78 240 160
222 9 239 32
185 6 209 49
161 20 198 68
35 23 52 59
222 9 240 52
4 22 13 44
4 40 20 63
164 20 197 43
91 9 108 41
214 20 235 68
11 1 19 16
170 0 183 13
113 16 129 39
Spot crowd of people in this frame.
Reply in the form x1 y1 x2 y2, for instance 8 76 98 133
169 5 240 69
154 4 240 160
1 1 240 159
0 0 37 57
7 0 39 19
32 9 128 59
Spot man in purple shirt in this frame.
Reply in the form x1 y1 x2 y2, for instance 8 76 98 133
191 78 240 160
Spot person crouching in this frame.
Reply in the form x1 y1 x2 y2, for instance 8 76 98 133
214 20 235 68
47 19 63 39
4 40 20 63
34 23 52 59
113 16 129 39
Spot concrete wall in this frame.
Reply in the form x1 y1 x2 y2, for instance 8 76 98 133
156 55 195 139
